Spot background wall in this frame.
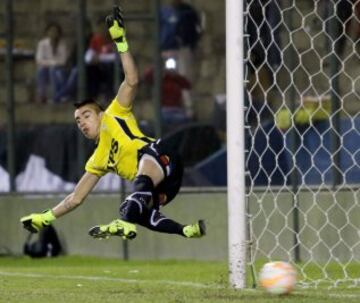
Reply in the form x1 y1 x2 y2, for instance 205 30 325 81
1 189 359 262
0 192 228 260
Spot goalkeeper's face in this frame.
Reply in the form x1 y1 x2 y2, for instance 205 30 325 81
74 104 102 140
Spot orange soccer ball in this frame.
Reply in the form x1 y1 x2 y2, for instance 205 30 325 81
259 261 297 295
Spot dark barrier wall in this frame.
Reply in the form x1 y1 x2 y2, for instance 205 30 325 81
0 123 222 191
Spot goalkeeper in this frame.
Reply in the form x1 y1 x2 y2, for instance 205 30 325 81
20 6 205 240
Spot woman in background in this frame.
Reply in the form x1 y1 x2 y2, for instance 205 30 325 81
35 22 68 104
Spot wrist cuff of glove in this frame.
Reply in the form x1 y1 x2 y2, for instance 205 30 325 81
42 209 56 222
116 41 129 53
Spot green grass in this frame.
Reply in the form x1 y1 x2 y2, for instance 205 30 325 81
0 256 359 303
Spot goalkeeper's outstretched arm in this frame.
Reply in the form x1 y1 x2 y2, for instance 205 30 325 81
20 172 99 233
116 51 139 108
52 172 100 217
106 6 139 108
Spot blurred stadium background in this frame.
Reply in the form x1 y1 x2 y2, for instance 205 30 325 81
1 0 360 292
0 0 228 258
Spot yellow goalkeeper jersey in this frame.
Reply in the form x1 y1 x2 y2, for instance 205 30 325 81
85 98 154 180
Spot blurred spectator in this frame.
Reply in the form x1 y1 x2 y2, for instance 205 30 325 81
323 0 360 58
52 45 78 103
246 0 281 72
275 95 331 131
35 22 68 104
85 17 122 101
246 0 282 111
211 91 273 144
246 93 273 126
212 94 227 144
54 20 93 103
160 0 202 83
143 61 193 125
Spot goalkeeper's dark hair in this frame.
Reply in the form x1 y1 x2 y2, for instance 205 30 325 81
74 98 104 113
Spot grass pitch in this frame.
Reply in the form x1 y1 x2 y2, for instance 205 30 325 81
0 256 359 303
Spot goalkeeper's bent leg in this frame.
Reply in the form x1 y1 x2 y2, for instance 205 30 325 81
120 175 185 235
120 198 184 235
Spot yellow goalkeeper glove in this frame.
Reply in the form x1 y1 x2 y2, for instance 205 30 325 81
106 6 128 53
20 209 56 233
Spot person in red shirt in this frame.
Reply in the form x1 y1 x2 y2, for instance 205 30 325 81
143 62 193 124
87 27 114 56
85 17 122 101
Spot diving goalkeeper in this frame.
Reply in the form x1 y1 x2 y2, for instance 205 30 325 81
20 6 205 240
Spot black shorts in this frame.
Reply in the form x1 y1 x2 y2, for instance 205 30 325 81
138 140 183 207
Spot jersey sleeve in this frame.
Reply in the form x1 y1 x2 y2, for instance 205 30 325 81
106 98 132 117
85 133 111 177
85 152 107 177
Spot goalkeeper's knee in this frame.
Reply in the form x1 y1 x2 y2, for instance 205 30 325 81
119 175 154 223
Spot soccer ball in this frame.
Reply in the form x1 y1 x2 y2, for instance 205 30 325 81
259 261 297 295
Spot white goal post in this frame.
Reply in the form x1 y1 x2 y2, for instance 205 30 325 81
226 0 247 289
227 0 360 289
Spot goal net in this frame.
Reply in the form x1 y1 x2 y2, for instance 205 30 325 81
245 0 360 288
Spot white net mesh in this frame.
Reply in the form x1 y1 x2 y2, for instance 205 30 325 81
245 0 360 288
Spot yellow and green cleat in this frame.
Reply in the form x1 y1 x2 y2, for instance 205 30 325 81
88 219 137 240
183 220 206 238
